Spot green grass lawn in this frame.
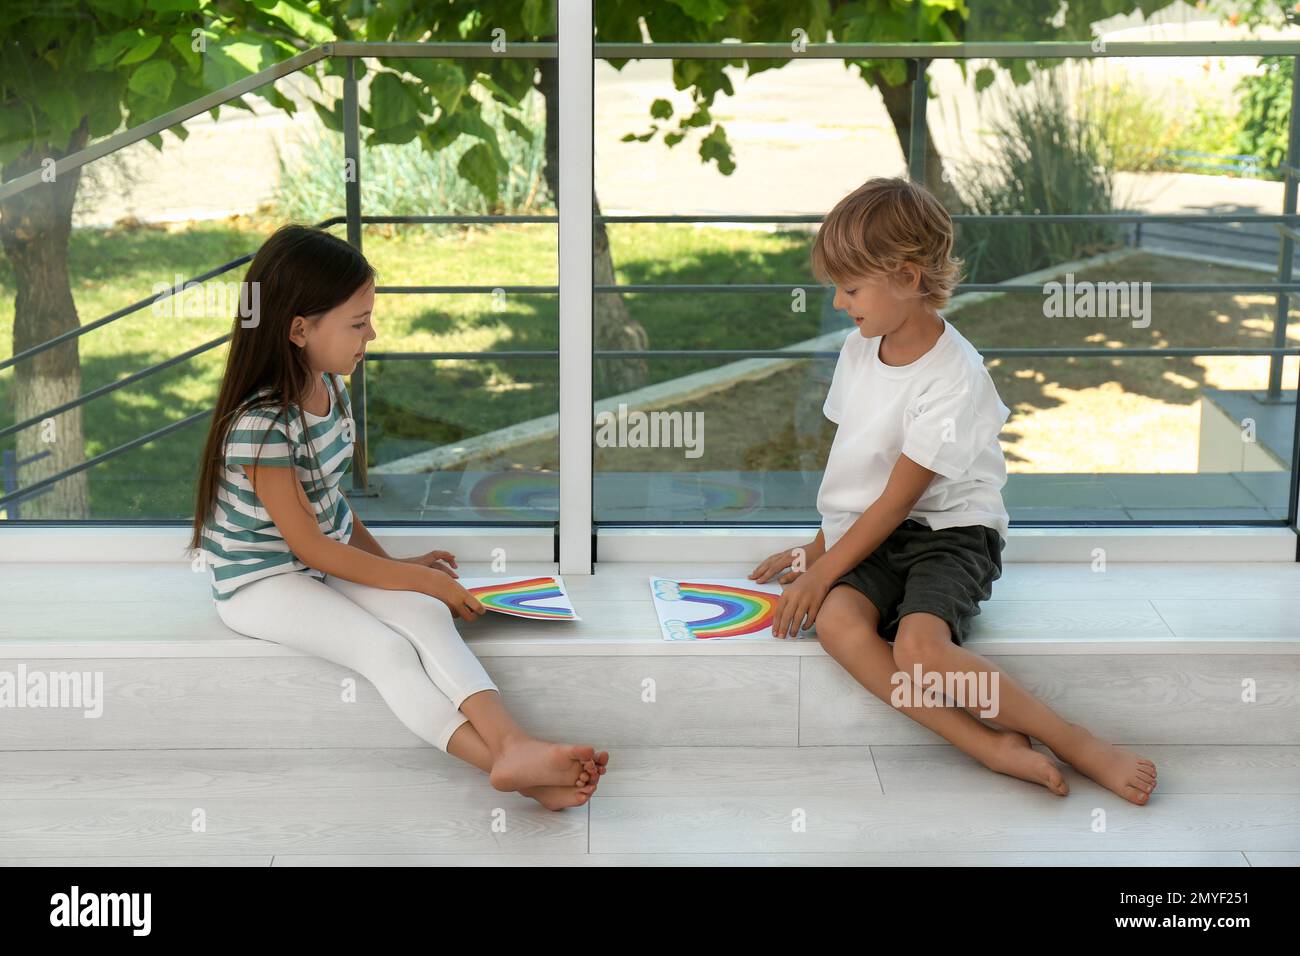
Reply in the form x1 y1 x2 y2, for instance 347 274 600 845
0 219 821 519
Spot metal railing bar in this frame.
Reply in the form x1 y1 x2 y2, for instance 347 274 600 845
378 284 559 294
0 334 228 441
1141 237 1298 258
366 350 558 360
331 41 556 59
1143 223 1295 243
588 282 1300 293
359 214 558 224
367 282 1300 295
6 337 1294 505
0 408 211 511
1139 229 1292 251
363 346 1300 360
5 276 1293 379
0 215 347 373
343 55 369 494
4 37 1289 205
0 47 330 203
599 517 1290 527
0 256 252 374
597 213 1300 224
592 40 1300 59
0 41 561 204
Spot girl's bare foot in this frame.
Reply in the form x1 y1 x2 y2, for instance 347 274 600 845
577 750 609 792
982 729 1069 796
519 782 596 811
1053 722 1157 805
489 737 596 792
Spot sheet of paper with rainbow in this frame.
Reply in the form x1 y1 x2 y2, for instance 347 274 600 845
648 576 782 641
459 575 581 621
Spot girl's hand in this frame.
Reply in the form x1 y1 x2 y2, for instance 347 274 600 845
426 567 485 621
748 541 821 585
771 567 832 640
402 549 459 578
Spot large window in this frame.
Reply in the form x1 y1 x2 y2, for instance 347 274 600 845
1 4 1296 557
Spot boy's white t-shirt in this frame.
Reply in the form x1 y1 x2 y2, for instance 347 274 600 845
817 315 1011 551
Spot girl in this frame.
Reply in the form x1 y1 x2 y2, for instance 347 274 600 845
187 224 607 811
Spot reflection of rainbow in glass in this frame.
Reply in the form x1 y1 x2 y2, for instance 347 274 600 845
669 476 762 513
467 472 558 520
465 576 576 620
657 580 779 639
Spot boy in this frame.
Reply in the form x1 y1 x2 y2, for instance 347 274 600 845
750 177 1157 805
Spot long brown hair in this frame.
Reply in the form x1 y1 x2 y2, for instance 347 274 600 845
187 224 376 554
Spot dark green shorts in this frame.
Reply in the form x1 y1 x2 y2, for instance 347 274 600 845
829 518 1004 646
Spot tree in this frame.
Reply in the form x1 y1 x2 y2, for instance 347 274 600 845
0 0 1186 518
0 0 332 518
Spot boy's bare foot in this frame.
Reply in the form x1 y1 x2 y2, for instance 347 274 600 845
983 729 1069 796
489 737 596 793
1053 723 1157 805
519 782 596 811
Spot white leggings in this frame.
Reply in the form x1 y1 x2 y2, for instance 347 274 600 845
214 571 500 753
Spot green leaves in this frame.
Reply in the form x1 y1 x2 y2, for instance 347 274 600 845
520 0 554 36
87 0 146 18
313 99 343 133
40 89 83 145
457 142 499 205
412 61 468 113
501 110 534 145
118 34 162 66
126 59 176 101
699 125 735 175
670 0 732 25
366 72 427 145
371 73 420 128
92 29 149 67
256 0 334 44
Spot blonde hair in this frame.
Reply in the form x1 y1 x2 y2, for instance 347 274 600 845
811 177 963 309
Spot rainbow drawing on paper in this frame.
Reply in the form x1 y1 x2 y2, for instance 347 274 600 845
648 576 783 641
459 575 580 621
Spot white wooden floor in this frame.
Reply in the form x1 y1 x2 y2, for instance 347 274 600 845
2 560 1299 865
0 744 1297 865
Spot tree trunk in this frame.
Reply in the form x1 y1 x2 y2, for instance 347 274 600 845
0 125 91 519
536 57 648 397
876 71 964 215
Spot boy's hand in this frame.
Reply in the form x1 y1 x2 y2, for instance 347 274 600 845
401 549 459 578
771 566 833 639
748 541 822 585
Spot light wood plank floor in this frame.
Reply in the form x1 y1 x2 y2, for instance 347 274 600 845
0 743 1296 865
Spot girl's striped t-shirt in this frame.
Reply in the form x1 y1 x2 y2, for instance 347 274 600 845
201 371 355 602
